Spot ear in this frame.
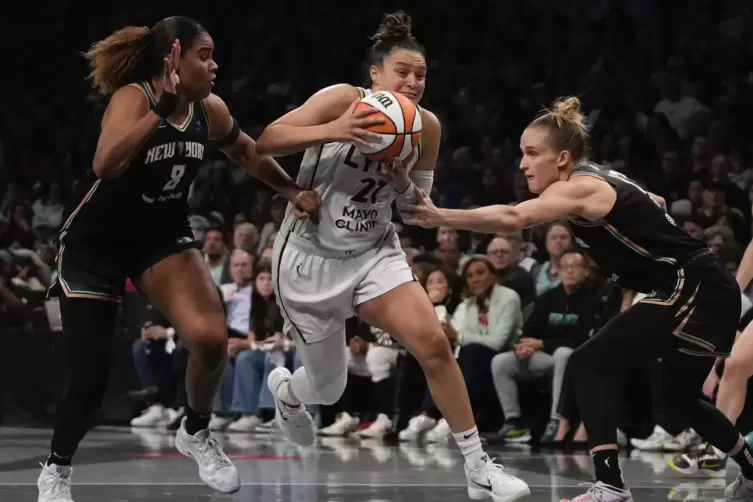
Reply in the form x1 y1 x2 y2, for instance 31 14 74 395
556 149 572 169
369 65 380 85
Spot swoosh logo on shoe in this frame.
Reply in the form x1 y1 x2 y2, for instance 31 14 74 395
473 480 492 490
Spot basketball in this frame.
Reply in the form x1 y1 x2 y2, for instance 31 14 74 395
354 91 423 162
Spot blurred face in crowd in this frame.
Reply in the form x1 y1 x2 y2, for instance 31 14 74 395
519 127 569 194
203 229 225 259
661 151 680 173
370 48 426 104
711 154 729 179
692 136 708 158
545 224 572 259
486 236 512 271
404 247 420 267
559 251 588 290
465 259 496 297
230 249 253 286
233 213 246 229
436 227 458 247
255 270 273 298
233 223 257 252
683 220 704 240
270 200 286 224
707 233 727 255
425 269 450 304
687 180 704 205
260 246 274 262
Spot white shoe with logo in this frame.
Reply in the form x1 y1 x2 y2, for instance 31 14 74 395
561 481 633 501
465 455 530 502
268 367 315 447
174 418 241 493
38 463 74 502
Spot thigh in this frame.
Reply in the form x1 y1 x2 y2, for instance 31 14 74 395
526 351 555 378
53 243 126 302
356 280 446 359
573 302 675 369
137 248 226 348
272 241 350 343
60 295 118 372
353 233 415 307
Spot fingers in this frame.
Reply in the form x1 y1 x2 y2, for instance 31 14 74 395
171 39 181 68
354 115 386 128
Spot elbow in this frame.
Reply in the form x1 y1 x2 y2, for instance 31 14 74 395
91 153 121 180
255 128 276 156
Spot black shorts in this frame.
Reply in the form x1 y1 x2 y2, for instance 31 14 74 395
49 228 201 302
628 250 739 357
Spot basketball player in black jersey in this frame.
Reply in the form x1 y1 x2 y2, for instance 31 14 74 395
401 97 753 501
38 16 320 502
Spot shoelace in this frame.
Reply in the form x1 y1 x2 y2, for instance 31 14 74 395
38 463 72 498
200 436 232 469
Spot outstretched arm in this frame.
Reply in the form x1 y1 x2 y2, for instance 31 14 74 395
203 94 320 221
401 177 616 232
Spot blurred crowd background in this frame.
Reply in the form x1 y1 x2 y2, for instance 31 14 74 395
3 0 753 453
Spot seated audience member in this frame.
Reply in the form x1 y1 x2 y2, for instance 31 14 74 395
488 247 599 443
485 235 536 308
128 279 186 427
203 227 230 286
400 257 522 442
534 222 573 296
210 249 268 431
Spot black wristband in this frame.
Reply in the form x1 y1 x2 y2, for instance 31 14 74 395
153 91 179 119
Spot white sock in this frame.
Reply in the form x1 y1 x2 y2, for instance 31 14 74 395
453 427 487 470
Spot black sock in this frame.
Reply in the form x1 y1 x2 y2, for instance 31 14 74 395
592 449 624 489
47 452 72 467
184 405 211 436
732 442 753 480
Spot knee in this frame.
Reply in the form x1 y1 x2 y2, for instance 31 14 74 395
234 348 261 366
491 351 517 376
409 329 454 376
722 355 753 382
185 325 228 368
309 371 348 405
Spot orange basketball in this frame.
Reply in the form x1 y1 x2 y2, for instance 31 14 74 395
354 91 423 162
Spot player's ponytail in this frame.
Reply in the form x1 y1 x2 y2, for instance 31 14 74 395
369 10 425 66
84 26 152 95
530 96 590 162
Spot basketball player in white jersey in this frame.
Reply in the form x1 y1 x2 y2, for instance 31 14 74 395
255 10 530 502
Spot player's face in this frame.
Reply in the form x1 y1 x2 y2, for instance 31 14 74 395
179 33 218 100
371 49 427 104
519 127 569 194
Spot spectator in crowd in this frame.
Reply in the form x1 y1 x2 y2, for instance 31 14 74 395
202 227 229 286
400 257 522 442
488 248 599 444
484 235 536 308
210 249 268 431
233 222 260 256
534 222 573 296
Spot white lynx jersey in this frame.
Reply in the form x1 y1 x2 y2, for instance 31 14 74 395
280 87 422 257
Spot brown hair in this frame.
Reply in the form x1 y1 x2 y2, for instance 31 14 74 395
370 10 425 66
83 16 207 95
530 96 590 162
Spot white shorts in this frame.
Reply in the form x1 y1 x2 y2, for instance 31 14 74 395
272 230 414 344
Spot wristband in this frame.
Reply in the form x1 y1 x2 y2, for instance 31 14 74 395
153 91 179 118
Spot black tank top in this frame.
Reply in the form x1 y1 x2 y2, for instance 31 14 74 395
61 81 211 247
567 162 707 293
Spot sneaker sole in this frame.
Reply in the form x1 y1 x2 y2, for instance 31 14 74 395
468 485 531 502
175 433 241 494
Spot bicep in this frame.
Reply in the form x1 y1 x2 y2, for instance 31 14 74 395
269 84 358 127
413 110 441 172
98 86 150 144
